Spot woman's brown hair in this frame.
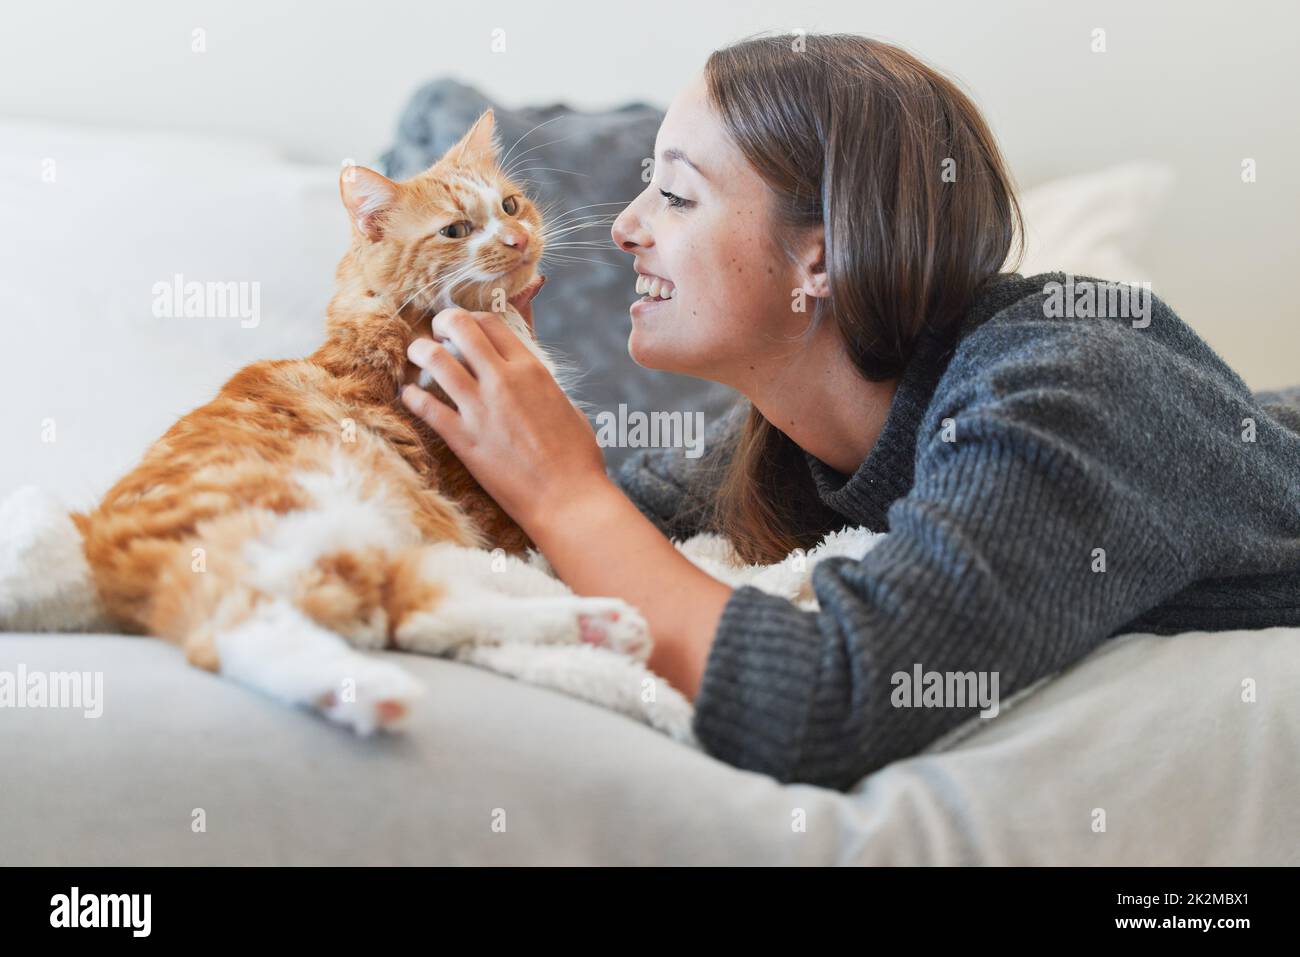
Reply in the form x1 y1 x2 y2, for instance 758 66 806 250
699 32 1024 563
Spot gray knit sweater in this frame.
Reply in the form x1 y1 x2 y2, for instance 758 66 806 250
610 271 1300 791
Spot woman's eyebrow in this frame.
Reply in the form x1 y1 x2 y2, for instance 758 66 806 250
661 147 708 181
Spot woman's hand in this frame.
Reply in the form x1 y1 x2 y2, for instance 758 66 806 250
400 305 608 535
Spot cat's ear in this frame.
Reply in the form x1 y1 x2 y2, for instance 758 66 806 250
339 166 399 242
446 109 498 166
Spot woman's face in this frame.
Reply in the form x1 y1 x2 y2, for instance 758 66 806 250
611 74 821 389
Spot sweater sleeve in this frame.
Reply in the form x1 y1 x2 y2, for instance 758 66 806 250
691 381 1199 791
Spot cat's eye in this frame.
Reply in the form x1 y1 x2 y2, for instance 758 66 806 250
502 195 520 216
440 220 472 239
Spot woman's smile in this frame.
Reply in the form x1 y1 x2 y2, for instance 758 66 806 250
631 269 676 318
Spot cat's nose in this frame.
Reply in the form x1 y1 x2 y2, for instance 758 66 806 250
500 230 529 254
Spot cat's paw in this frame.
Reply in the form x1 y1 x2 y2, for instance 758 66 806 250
576 600 652 662
313 657 424 735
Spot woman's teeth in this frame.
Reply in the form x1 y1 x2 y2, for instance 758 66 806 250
635 274 675 300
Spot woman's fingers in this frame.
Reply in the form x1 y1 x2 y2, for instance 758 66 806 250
405 338 483 423
406 339 477 408
400 381 468 447
471 310 532 362
429 308 512 376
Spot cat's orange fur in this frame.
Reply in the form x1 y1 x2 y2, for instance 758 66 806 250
71 110 547 692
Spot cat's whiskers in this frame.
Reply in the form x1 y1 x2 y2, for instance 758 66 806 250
541 230 620 244
538 218 619 240
542 202 622 216
393 265 475 312
549 200 633 216
499 115 568 170
538 229 617 246
388 261 483 320
501 146 572 181
541 216 617 230
541 210 620 228
535 208 621 234
500 135 577 179
503 165 589 180
540 252 623 270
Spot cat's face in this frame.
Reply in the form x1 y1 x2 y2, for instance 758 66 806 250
339 110 545 319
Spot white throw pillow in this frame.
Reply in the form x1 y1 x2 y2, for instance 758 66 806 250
1008 160 1175 281
0 121 346 507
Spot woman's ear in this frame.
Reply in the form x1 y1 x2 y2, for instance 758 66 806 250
793 230 831 299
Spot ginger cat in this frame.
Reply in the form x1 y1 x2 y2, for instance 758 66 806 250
62 111 650 733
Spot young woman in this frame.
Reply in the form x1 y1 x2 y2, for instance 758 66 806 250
401 33 1300 791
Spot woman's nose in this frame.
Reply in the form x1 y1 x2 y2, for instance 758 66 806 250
612 205 650 253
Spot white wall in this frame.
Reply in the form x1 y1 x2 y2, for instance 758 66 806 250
2 0 1295 386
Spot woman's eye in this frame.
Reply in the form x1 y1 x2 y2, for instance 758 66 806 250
440 220 472 239
659 188 693 210
502 195 520 215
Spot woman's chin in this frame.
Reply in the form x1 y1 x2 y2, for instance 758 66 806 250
626 332 661 370
627 330 700 375
626 326 679 370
